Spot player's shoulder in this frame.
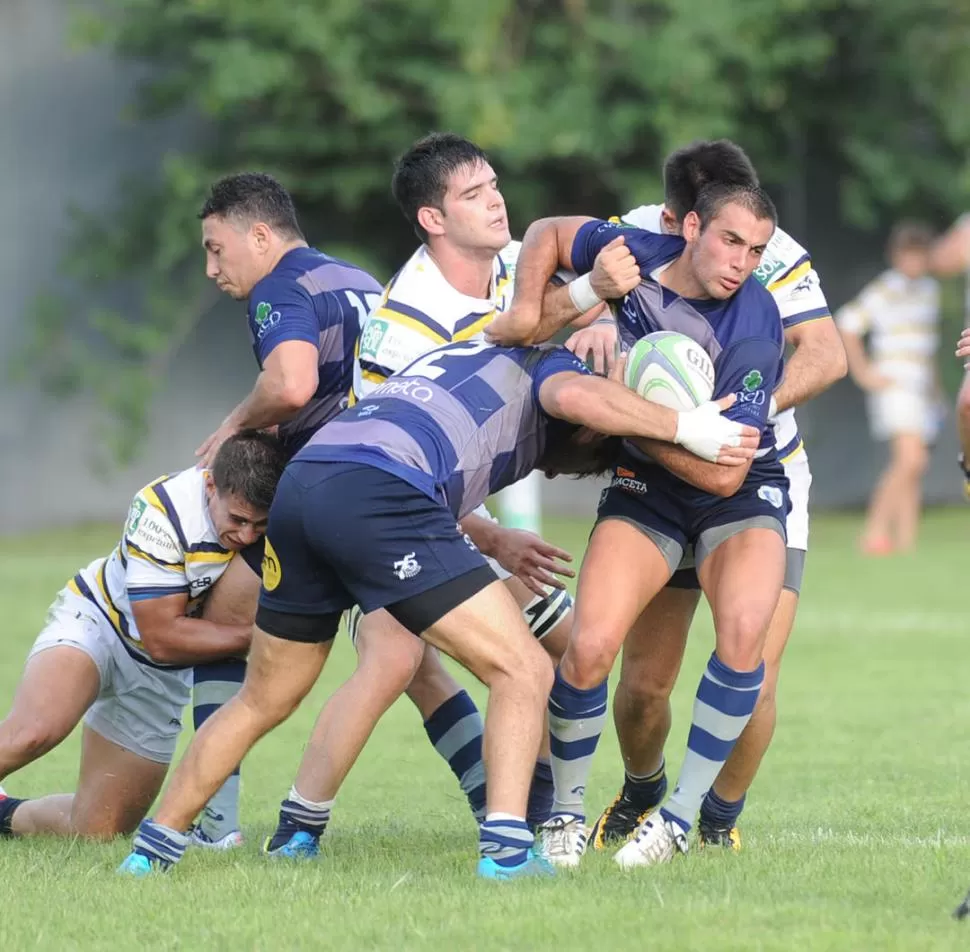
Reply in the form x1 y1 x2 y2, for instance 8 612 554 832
265 247 381 296
134 467 217 549
754 226 811 289
734 277 784 335
619 203 664 233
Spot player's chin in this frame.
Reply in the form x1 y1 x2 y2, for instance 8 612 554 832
711 279 740 298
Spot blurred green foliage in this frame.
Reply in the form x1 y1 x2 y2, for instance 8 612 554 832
20 0 970 460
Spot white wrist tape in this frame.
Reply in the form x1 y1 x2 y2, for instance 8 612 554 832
567 273 603 313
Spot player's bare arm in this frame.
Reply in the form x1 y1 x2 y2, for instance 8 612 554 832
460 512 575 597
771 317 847 413
196 341 319 465
629 438 752 497
930 217 970 276
131 594 252 666
537 371 758 463
839 328 891 393
488 216 638 345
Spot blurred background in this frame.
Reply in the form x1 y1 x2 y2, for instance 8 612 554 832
4 0 970 534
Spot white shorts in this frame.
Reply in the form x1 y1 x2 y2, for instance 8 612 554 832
29 587 191 763
867 388 941 443
783 450 812 552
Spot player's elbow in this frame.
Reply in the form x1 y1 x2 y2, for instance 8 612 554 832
541 377 587 426
827 334 848 383
709 466 747 498
138 627 182 666
275 373 317 412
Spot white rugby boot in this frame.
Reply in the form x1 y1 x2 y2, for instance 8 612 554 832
536 814 588 868
614 813 688 869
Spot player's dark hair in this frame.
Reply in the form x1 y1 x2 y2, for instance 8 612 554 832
199 172 304 241
211 430 287 512
693 183 777 232
392 133 492 241
888 220 935 255
539 430 622 480
663 140 759 222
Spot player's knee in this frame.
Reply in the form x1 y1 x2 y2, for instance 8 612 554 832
561 635 619 689
495 635 554 696
237 679 307 730
715 616 769 671
896 442 929 478
0 718 63 761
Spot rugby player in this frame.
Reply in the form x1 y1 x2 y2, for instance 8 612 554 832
262 133 626 858
564 140 845 852
187 172 383 846
487 184 794 867
117 338 758 880
0 432 284 839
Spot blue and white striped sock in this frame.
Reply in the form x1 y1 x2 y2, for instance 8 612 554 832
192 658 246 840
548 668 608 822
423 690 486 821
662 654 764 834
265 787 334 851
132 818 189 869
479 813 533 867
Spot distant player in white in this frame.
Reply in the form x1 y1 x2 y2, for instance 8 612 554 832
837 221 942 553
261 133 617 857
552 140 847 855
0 432 284 839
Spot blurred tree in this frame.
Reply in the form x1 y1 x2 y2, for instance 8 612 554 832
20 0 970 460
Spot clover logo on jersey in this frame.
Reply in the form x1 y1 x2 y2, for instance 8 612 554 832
262 538 282 592
253 301 281 339
743 370 763 392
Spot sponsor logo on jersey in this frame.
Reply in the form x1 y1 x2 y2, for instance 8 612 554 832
127 498 147 535
254 301 282 339
752 254 786 287
262 538 282 591
743 370 763 392
359 318 389 360
612 466 648 495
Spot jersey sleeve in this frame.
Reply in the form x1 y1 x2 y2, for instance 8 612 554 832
712 338 783 435
835 274 888 336
531 347 593 403
356 298 452 396
570 220 684 278
248 275 321 366
768 262 832 329
122 493 189 602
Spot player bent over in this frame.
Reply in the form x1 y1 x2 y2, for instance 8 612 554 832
487 186 790 867
118 339 756 879
0 432 285 840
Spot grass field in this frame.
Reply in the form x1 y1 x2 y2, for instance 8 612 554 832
1 510 969 951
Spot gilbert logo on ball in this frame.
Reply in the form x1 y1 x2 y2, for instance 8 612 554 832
623 331 715 410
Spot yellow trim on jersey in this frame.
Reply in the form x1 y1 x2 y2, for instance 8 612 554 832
360 368 386 385
780 440 805 464
767 260 812 292
125 542 185 571
140 483 170 517
67 578 83 598
184 550 234 565
452 312 495 342
373 307 448 345
94 555 125 637
493 274 511 298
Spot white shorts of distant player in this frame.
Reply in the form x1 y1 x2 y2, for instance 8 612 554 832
29 587 191 763
867 387 943 443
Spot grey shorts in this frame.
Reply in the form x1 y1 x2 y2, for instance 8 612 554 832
29 588 191 763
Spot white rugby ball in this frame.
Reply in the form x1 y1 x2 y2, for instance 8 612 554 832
623 331 715 410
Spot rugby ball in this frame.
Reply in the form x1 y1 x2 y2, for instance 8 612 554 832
623 331 715 410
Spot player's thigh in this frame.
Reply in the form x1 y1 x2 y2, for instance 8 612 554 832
419 578 550 688
10 590 109 743
762 587 799 683
70 725 169 837
201 551 261 627
619 584 701 701
355 608 427 695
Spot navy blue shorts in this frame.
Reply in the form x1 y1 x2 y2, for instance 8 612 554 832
255 462 496 643
597 461 790 579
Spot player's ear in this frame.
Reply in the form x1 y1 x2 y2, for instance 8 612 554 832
417 205 445 238
251 222 273 252
660 208 683 236
682 210 702 242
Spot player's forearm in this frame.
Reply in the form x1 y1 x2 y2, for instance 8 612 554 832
839 331 875 388
548 376 678 442
508 219 569 343
630 439 745 497
773 325 848 413
458 513 501 559
226 371 306 430
141 618 251 666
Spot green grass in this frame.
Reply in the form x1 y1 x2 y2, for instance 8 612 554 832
1 512 969 950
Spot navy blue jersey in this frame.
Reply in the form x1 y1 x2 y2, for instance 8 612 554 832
572 219 785 500
247 247 383 455
295 340 589 517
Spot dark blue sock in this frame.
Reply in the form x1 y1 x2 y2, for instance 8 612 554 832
0 795 25 836
623 761 667 810
526 759 554 828
423 690 486 820
700 789 746 829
